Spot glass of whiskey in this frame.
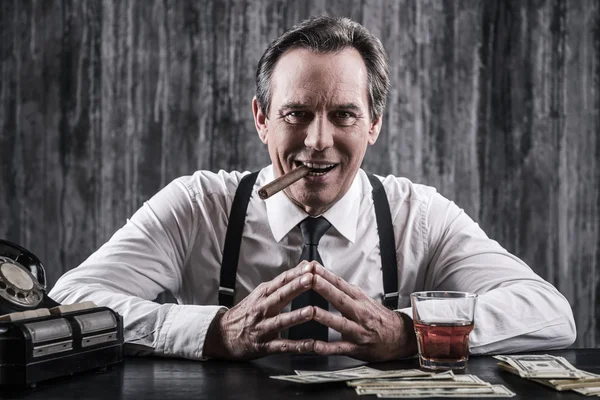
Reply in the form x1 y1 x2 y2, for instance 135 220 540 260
411 291 478 370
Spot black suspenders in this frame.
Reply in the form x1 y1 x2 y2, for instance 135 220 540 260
218 171 399 310
218 171 259 308
366 173 400 309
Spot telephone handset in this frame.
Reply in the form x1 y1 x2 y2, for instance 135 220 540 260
0 239 60 316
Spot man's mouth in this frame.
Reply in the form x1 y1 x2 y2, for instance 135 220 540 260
294 161 338 176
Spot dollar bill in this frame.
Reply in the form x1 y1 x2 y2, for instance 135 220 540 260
494 354 586 379
573 387 600 396
272 366 440 384
347 371 455 386
530 369 600 391
270 373 361 384
292 366 382 377
351 374 490 390
271 366 413 384
358 387 495 396
293 366 430 378
374 370 454 380
367 385 516 398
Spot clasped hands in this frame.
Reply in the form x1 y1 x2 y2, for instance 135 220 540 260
204 261 417 362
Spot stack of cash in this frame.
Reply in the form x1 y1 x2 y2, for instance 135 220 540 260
270 366 516 398
495 354 600 396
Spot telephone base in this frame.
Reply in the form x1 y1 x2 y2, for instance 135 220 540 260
0 306 124 386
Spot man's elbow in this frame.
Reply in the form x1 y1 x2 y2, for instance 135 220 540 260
554 301 577 348
562 314 577 348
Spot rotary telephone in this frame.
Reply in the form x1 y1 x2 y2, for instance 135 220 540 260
0 239 124 386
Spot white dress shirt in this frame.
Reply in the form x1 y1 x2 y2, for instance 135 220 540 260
49 165 576 360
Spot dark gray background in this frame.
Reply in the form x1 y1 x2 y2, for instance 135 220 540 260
0 0 598 347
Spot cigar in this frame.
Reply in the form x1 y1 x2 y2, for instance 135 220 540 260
258 165 311 200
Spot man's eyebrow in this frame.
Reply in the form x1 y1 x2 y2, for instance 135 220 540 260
279 102 311 111
335 103 362 111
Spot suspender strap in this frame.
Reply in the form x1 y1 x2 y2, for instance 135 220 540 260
218 171 259 308
366 173 399 310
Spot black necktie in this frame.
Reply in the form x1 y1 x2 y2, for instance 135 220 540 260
288 217 331 341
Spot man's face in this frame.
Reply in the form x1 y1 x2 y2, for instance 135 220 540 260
253 47 382 216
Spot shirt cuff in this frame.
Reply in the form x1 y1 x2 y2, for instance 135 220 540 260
156 304 226 360
395 307 413 320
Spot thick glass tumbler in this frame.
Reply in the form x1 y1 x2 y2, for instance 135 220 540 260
411 291 478 370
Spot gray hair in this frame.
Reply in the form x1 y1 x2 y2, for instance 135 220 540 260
255 16 390 121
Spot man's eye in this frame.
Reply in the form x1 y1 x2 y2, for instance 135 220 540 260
283 111 311 124
332 111 357 125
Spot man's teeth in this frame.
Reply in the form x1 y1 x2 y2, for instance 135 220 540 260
301 162 335 170
298 162 335 176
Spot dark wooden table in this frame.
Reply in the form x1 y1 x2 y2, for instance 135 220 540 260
0 349 598 399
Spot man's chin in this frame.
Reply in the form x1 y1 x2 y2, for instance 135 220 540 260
286 190 337 216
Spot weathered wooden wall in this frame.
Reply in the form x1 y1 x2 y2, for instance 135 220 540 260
0 0 598 347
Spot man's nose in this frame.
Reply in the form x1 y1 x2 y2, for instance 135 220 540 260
304 116 334 151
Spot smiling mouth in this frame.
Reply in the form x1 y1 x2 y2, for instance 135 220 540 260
294 161 338 176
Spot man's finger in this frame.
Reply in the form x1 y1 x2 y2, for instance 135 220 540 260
312 274 360 320
261 338 315 354
313 340 358 356
255 306 314 336
263 261 313 297
261 272 314 313
311 306 364 341
311 263 363 299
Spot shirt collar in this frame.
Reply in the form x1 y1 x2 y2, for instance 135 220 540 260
263 165 361 243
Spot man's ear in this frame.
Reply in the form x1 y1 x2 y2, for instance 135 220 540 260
252 97 269 144
367 114 383 145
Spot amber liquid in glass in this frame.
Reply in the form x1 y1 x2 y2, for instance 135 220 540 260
414 320 474 367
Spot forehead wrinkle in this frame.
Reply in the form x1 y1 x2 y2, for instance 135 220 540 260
280 85 365 111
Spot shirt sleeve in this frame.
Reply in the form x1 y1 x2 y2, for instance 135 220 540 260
414 192 576 354
48 178 226 360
